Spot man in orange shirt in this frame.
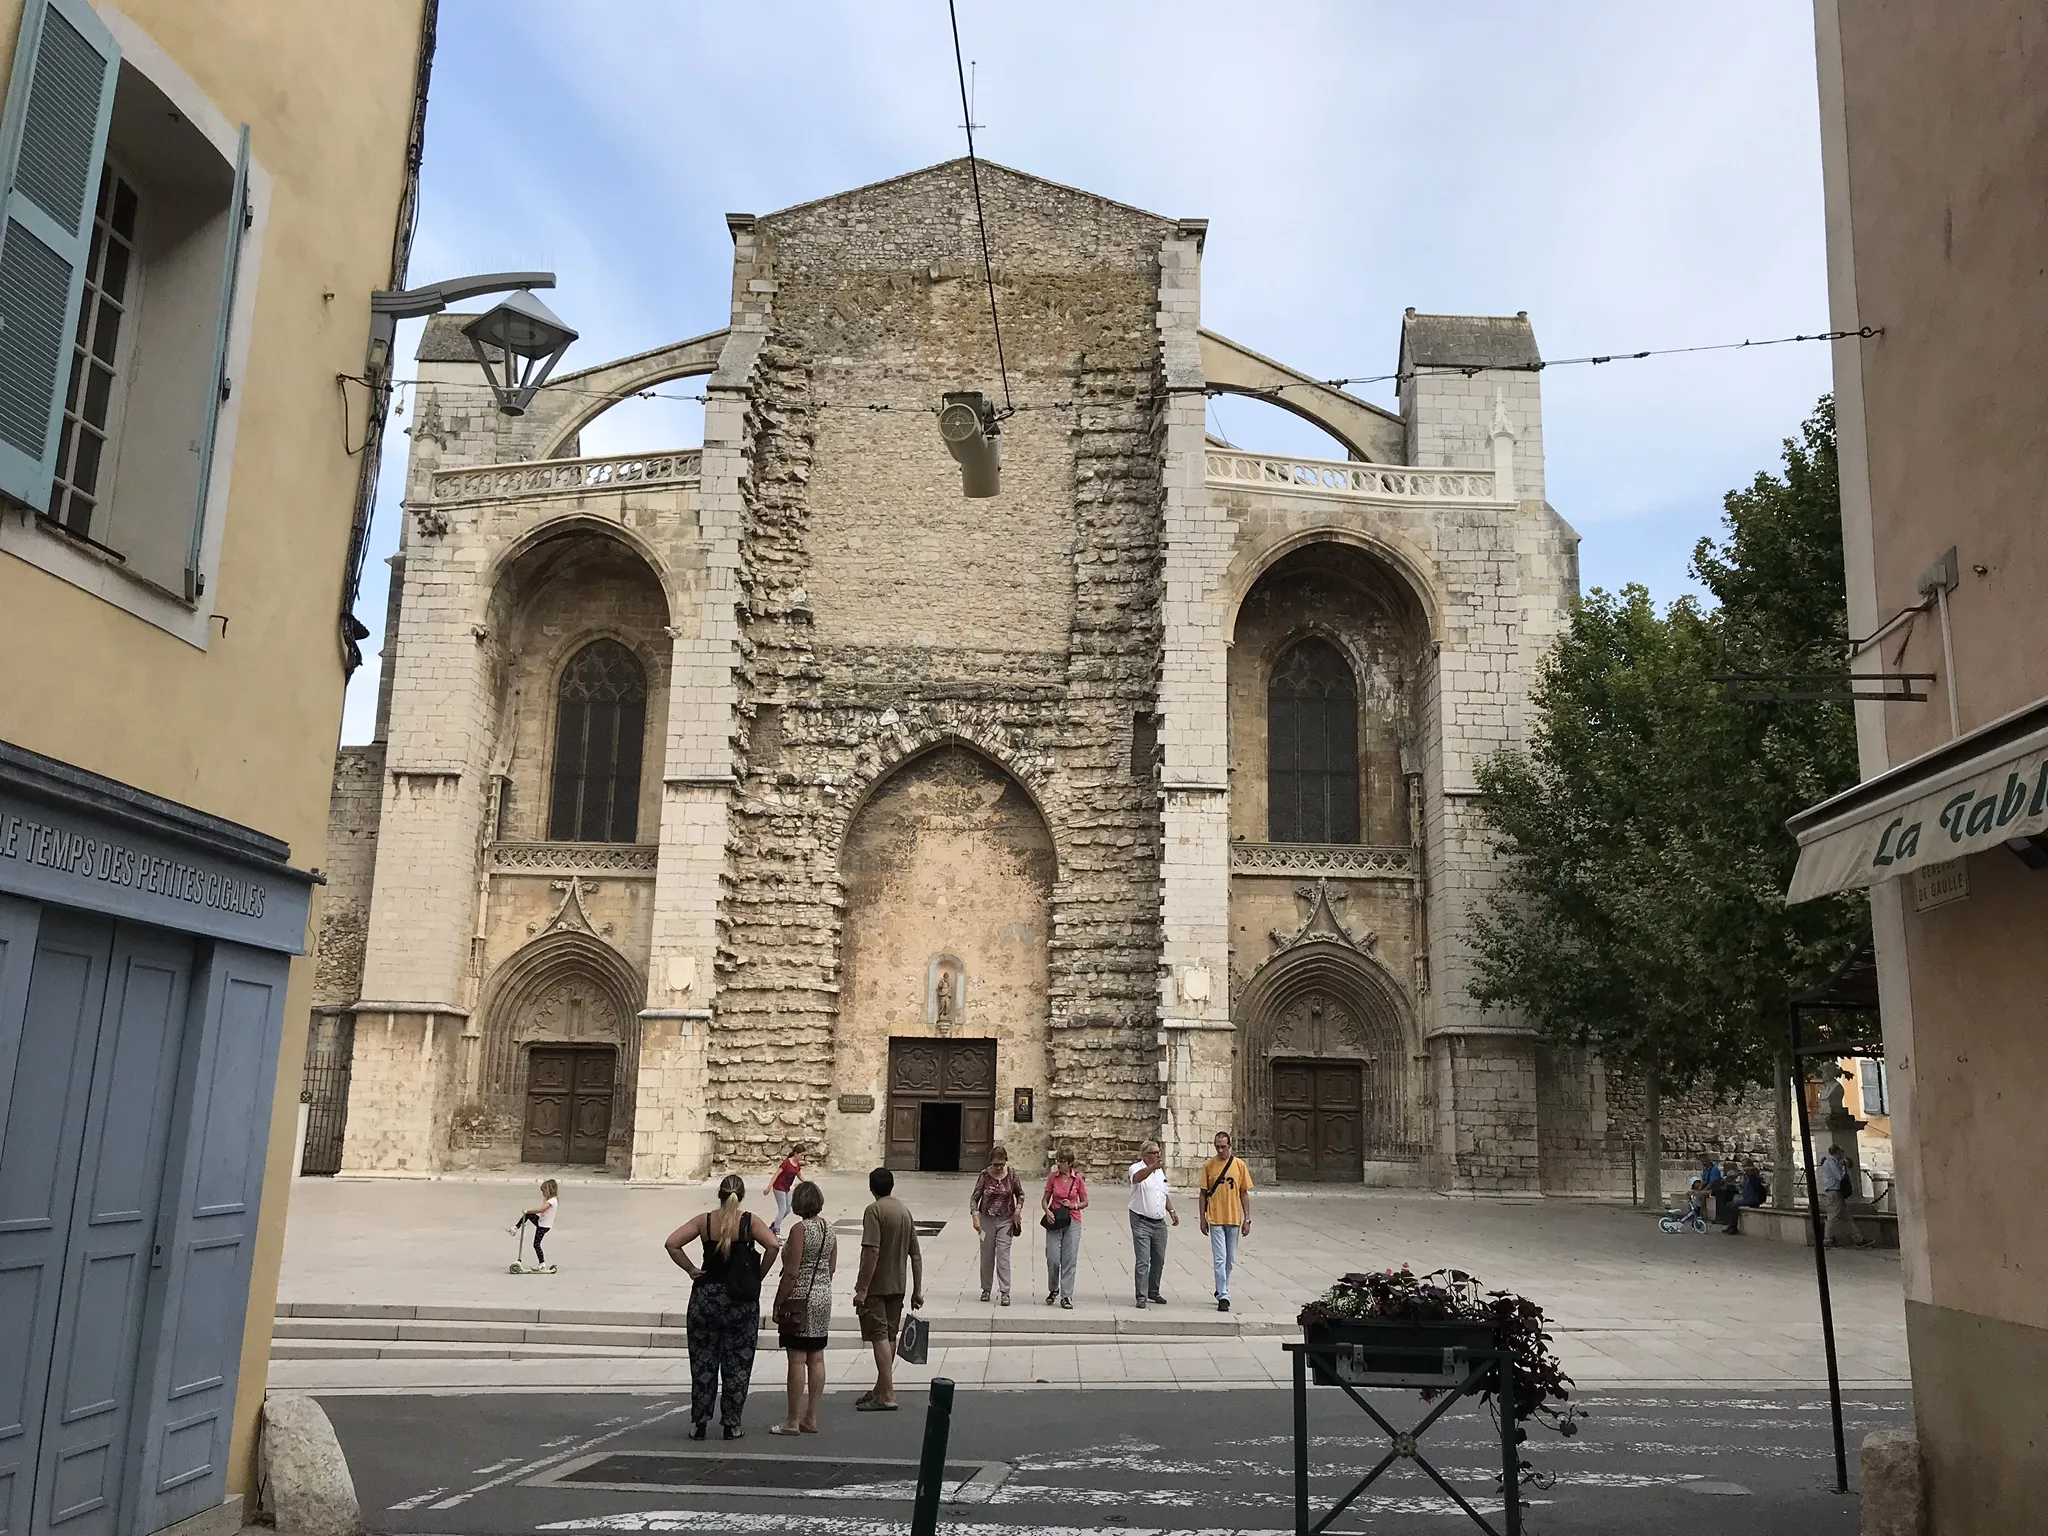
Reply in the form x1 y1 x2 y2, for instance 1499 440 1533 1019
1199 1130 1253 1313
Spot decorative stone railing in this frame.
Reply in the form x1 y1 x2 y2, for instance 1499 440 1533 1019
1205 450 1499 503
1231 842 1417 879
488 841 660 875
431 450 702 505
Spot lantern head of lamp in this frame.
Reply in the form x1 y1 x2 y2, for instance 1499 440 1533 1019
461 290 578 417
939 390 1002 498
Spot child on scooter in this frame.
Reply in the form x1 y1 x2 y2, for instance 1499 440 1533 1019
512 1178 559 1267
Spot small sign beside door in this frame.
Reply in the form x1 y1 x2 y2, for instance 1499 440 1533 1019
1013 1086 1035 1124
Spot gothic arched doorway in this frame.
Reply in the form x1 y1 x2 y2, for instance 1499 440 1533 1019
470 930 643 1170
1233 893 1422 1182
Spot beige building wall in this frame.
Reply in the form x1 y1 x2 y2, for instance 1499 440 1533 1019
0 0 426 1508
1813 2 2048 1527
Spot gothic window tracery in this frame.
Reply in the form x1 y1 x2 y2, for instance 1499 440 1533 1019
548 639 647 843
1267 636 1360 844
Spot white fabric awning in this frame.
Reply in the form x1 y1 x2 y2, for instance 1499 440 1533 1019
1787 703 2048 904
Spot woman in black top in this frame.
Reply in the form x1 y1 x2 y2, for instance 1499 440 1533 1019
666 1174 781 1439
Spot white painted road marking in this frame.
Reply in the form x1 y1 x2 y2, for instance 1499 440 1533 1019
386 1400 688 1513
386 1487 448 1510
540 1519 1293 1536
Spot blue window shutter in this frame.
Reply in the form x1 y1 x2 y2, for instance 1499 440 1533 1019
185 125 249 600
0 0 117 512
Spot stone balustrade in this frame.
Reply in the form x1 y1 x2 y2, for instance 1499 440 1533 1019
487 841 660 876
1230 842 1418 879
1205 449 1499 503
430 450 703 505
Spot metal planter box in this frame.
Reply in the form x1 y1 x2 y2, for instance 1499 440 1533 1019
1302 1318 1502 1388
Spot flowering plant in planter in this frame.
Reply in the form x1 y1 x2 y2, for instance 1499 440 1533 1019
1298 1265 1584 1458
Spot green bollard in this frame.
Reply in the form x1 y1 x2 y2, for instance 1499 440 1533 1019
909 1377 956 1536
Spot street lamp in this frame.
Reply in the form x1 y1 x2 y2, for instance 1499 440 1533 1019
460 290 578 417
367 271 576 416
939 390 1001 498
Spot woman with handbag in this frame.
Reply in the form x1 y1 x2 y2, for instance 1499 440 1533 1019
664 1174 781 1440
970 1144 1026 1305
768 1180 836 1436
1041 1149 1089 1309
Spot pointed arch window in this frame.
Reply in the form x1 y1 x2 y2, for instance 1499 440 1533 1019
1268 636 1360 844
548 640 646 843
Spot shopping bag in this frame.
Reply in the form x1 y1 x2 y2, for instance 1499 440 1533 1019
897 1307 930 1366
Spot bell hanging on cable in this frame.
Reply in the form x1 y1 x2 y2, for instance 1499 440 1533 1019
939 390 1001 498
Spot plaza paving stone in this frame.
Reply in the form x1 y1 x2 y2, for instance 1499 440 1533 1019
270 1170 1905 1394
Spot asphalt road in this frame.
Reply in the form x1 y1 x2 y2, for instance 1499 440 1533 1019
326 1384 1909 1536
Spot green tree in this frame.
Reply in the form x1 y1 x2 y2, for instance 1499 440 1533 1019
1469 398 1867 1201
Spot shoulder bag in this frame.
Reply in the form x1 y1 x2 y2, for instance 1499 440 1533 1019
773 1219 826 1334
723 1213 763 1305
1041 1174 1074 1230
1203 1156 1240 1216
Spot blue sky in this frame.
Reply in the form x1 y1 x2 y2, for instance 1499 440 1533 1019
341 1 1831 743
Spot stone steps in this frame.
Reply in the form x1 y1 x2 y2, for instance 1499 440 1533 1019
269 1301 1279 1362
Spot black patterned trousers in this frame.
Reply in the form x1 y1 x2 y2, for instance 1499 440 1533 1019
686 1284 759 1429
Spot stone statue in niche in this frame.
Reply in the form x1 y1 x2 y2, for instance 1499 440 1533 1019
928 954 965 1033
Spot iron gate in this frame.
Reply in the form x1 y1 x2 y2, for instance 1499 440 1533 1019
300 1012 355 1175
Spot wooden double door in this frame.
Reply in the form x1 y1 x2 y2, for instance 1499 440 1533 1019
523 1045 615 1164
1273 1060 1364 1182
885 1037 995 1173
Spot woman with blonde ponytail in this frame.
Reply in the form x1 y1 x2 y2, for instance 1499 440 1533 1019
666 1174 780 1439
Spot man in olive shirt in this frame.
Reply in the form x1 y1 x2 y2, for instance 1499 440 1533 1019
852 1166 924 1410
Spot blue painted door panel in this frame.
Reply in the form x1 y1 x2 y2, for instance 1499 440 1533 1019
36 924 190 1536
135 943 288 1532
0 909 108 1536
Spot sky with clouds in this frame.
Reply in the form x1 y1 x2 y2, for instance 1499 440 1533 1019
341 1 1832 743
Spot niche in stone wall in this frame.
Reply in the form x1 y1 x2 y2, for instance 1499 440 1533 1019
927 953 966 1032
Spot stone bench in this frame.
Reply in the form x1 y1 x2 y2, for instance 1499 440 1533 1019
1737 1204 1899 1248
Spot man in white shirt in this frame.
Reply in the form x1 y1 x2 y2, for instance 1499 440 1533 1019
1128 1141 1178 1308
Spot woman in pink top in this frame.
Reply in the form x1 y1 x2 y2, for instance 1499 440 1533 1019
1041 1149 1089 1308
770 1143 806 1235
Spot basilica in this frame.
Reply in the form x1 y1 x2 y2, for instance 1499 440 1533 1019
308 160 1628 1191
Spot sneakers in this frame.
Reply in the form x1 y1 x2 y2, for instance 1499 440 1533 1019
1134 1295 1147 1309
1147 1293 1166 1304
1217 1297 1230 1313
1046 1290 1058 1306
980 1289 991 1302
1000 1293 1011 1306
1060 1296 1073 1309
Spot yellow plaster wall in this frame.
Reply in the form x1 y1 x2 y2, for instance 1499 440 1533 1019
0 0 428 1505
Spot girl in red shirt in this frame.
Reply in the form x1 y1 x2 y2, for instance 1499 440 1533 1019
770 1143 807 1235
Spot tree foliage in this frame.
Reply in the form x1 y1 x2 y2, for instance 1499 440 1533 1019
1469 398 1867 1095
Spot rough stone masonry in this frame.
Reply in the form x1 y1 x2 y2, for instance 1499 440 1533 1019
311 160 1774 1191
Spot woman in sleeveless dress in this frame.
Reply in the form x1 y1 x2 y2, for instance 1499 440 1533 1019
665 1174 781 1439
768 1180 838 1435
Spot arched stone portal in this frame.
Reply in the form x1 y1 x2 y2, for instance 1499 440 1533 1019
462 929 643 1171
831 745 1056 1173
1234 885 1424 1183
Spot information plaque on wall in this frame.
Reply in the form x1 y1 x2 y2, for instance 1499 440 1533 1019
838 1093 876 1114
1013 1086 1035 1123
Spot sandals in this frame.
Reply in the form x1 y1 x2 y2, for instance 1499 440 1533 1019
768 1424 802 1436
856 1398 899 1412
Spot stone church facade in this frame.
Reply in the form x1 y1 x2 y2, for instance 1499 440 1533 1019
310 161 1647 1190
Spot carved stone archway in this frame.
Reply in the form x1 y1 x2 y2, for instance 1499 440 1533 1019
1233 881 1423 1168
474 919 645 1167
